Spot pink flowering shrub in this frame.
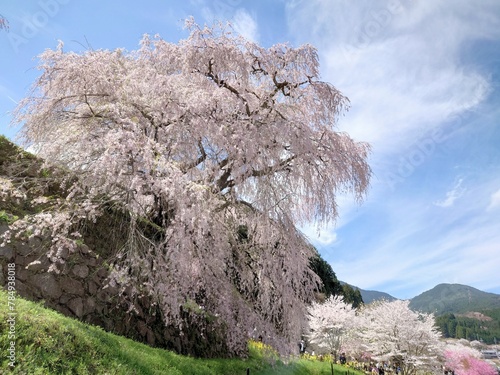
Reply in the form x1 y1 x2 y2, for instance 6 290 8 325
444 347 497 375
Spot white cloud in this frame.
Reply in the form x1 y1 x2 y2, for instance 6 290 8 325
232 9 259 42
0 83 18 103
301 224 338 246
487 188 500 210
284 0 497 155
333 209 500 299
282 1 500 299
434 178 465 208
325 171 500 299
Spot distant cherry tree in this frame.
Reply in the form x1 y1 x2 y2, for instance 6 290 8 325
355 300 443 374
307 295 357 359
444 342 498 375
10 19 371 355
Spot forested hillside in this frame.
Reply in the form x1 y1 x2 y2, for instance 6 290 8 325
409 283 500 315
435 309 500 344
408 284 500 344
310 258 364 307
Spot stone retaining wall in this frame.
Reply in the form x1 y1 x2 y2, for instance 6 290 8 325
0 136 230 357
0 223 228 357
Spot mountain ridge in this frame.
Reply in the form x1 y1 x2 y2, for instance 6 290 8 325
409 283 500 315
343 282 500 345
344 281 500 314
340 281 397 304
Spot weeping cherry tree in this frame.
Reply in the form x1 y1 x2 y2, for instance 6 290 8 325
9 19 371 355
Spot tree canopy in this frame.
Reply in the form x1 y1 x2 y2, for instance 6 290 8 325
10 20 371 355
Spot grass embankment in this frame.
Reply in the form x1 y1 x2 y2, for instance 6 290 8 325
0 289 363 374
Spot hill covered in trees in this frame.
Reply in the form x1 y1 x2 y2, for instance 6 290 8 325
435 309 500 344
336 281 500 344
409 283 500 315
409 284 500 344
310 258 363 307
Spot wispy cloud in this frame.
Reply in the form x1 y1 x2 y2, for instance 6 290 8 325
285 0 496 153
192 0 259 42
434 178 466 208
487 188 500 211
232 9 259 42
301 224 338 246
283 0 500 298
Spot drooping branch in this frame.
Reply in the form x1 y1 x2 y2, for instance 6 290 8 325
251 155 297 178
180 139 208 173
204 58 251 116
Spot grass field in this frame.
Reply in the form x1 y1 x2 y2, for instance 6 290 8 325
0 289 363 374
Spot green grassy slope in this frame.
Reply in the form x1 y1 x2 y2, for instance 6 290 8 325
0 290 362 374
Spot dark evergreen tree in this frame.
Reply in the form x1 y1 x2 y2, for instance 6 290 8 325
351 288 363 309
435 313 455 338
342 283 363 308
309 255 343 298
309 253 363 307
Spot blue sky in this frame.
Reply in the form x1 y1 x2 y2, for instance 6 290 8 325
1 0 500 300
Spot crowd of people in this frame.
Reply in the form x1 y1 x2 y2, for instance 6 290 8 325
298 341 404 374
360 362 401 374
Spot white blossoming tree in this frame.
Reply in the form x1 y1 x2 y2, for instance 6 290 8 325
356 300 443 375
307 295 357 359
9 19 371 356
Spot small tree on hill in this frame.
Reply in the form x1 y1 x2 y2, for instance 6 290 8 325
10 19 371 355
